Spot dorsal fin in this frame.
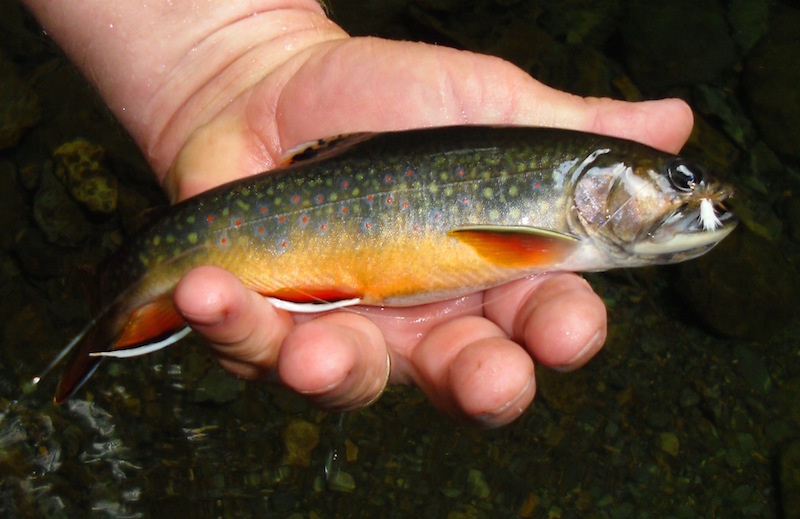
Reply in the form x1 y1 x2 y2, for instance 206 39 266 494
279 133 374 166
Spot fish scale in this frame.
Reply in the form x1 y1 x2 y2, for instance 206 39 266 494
49 125 737 403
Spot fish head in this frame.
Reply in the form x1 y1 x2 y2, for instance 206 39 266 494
570 150 737 267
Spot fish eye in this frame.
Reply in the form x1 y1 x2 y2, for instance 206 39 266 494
667 160 704 192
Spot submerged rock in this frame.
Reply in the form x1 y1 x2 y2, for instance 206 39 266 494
674 229 800 338
779 439 800 519
0 161 28 250
743 6 800 161
53 139 118 214
621 0 737 90
0 51 40 150
33 163 91 247
281 419 320 468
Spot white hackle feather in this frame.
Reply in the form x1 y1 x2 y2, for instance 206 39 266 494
699 198 722 231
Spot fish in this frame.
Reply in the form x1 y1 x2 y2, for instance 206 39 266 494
42 125 736 403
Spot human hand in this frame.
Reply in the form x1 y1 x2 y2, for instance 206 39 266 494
25 1 693 426
167 37 692 426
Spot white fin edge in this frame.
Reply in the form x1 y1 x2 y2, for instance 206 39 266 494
89 326 193 359
267 297 362 313
30 317 100 386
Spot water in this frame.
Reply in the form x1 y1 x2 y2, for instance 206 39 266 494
2 0 798 517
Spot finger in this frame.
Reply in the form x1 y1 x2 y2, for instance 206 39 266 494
581 97 694 154
410 316 535 426
173 266 294 379
484 274 607 370
448 337 536 427
274 39 694 153
278 312 389 411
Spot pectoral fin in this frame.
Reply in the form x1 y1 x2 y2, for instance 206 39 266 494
448 225 579 268
265 287 363 313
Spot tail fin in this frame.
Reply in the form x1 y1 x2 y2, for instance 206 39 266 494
52 296 188 404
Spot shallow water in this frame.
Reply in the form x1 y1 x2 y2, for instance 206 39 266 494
1 1 799 517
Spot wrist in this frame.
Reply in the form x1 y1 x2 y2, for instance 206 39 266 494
21 0 346 180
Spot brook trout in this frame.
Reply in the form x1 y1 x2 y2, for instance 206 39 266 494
48 126 736 403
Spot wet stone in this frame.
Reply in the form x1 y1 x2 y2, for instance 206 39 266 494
191 367 245 404
743 6 800 161
732 345 772 394
281 419 320 468
0 51 40 150
0 160 28 250
53 139 118 214
674 229 800 338
779 440 800 519
13 228 63 279
270 491 297 513
33 165 91 247
466 468 490 499
326 470 356 493
621 0 737 90
728 0 770 52
783 189 800 245
657 433 680 457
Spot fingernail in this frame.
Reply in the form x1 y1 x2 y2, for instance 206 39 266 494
475 376 533 427
555 328 604 372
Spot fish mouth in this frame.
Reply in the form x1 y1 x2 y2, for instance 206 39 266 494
631 203 737 259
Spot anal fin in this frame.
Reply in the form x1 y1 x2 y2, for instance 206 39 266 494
112 298 187 350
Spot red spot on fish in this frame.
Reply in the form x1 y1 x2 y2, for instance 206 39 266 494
342 180 349 189
234 219 242 227
460 196 470 204
316 194 324 203
341 207 349 214
261 206 268 214
407 169 414 177
280 240 287 249
412 224 420 232
402 201 410 210
301 215 309 224
457 168 465 177
278 215 286 223
220 237 227 244
291 195 301 204
320 223 327 231
367 195 374 203
534 181 541 189
258 226 264 233
207 215 214 222
385 196 393 205
384 175 392 183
